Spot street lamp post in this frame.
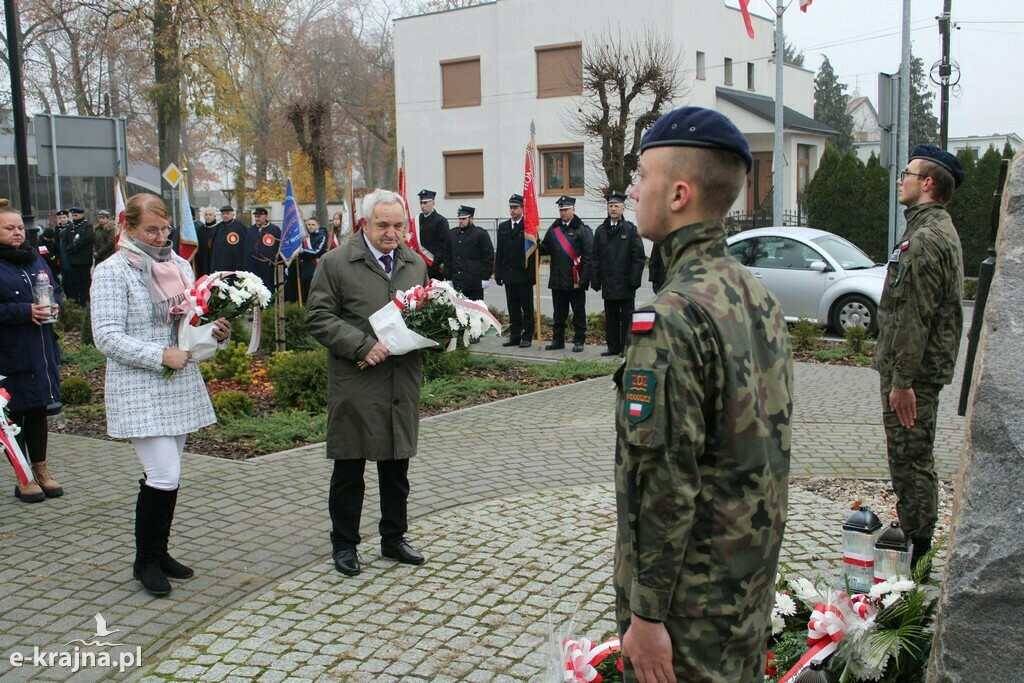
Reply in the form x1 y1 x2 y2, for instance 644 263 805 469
4 0 37 243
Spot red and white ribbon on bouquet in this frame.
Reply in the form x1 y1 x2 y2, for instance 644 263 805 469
0 388 32 486
562 637 621 683
850 593 876 620
171 271 260 355
393 278 502 333
777 601 847 683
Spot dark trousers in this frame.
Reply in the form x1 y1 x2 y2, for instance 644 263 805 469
881 380 942 543
63 266 91 304
460 288 484 302
11 406 48 463
604 297 635 353
329 458 410 551
552 288 587 343
504 283 534 342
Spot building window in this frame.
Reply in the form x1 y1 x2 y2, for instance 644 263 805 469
747 62 755 90
696 51 706 80
536 43 583 98
540 145 584 195
797 144 812 197
441 57 481 108
443 150 484 198
724 57 733 86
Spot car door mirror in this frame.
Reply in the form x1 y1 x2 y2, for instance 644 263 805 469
809 260 830 272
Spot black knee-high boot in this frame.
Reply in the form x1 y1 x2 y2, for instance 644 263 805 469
133 481 172 596
160 487 194 580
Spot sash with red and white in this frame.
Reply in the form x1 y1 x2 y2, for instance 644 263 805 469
172 272 261 355
777 600 849 683
552 226 583 288
0 388 32 486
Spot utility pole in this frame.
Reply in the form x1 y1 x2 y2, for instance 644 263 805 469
897 0 912 239
938 0 953 148
772 0 785 228
4 0 37 244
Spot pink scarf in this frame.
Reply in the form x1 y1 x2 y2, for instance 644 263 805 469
119 238 191 323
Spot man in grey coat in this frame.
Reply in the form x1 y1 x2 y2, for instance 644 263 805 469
306 189 429 577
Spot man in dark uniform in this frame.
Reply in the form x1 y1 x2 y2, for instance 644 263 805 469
245 207 281 295
592 192 646 357
615 106 793 681
55 210 71 287
417 189 449 279
196 206 219 277
443 205 493 303
63 206 94 304
39 223 61 278
93 210 117 264
539 196 593 352
874 145 965 570
494 194 536 348
209 205 251 272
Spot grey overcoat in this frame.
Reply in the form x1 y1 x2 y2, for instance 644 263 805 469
306 233 428 461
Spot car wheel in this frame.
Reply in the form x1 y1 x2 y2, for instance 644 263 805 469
832 294 877 336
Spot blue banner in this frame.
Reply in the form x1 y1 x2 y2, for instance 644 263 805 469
278 178 306 266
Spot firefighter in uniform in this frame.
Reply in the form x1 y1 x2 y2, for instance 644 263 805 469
245 207 281 296
539 196 593 352
592 192 646 356
494 194 536 348
417 189 449 280
209 205 252 272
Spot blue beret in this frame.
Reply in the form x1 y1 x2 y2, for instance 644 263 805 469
508 194 524 206
418 189 437 200
457 205 475 217
556 195 576 208
607 192 628 204
70 206 85 214
909 144 964 188
640 106 753 173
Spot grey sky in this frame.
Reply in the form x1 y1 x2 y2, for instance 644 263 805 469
750 0 1024 139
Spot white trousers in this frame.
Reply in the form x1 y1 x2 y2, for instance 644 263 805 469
130 435 187 491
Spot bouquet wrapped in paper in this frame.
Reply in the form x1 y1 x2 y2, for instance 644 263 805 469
362 278 501 367
0 384 32 486
171 270 272 364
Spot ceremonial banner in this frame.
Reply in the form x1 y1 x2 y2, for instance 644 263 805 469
399 152 434 266
177 180 198 262
739 0 756 38
522 141 540 266
278 178 307 266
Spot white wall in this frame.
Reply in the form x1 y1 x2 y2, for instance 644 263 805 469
394 0 824 222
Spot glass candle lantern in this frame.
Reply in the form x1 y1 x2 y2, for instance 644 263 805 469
874 521 913 583
842 506 882 593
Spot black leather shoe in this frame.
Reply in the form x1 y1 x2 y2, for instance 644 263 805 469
545 342 565 350
600 349 619 356
502 339 520 347
333 549 361 576
518 339 532 348
382 540 425 565
572 343 585 353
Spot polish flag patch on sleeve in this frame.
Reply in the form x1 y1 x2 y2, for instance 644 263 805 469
630 310 657 334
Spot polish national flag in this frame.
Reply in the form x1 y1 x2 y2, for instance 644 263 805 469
114 178 127 249
800 0 812 12
739 0 755 39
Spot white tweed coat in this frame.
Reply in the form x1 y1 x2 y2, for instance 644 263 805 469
90 251 216 439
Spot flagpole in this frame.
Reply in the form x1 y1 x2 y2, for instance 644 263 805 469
531 122 542 349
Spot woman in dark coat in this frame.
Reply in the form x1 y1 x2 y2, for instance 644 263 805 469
0 200 63 502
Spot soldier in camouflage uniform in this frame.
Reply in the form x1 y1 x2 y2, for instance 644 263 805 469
615 106 794 683
874 144 965 569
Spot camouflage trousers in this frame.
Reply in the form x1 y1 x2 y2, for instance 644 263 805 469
615 587 766 683
881 380 943 543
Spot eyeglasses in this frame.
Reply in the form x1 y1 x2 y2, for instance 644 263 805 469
899 169 928 183
131 224 172 238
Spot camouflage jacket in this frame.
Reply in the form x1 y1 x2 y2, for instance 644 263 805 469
614 219 793 628
873 202 964 388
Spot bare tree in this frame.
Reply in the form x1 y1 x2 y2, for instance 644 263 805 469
564 28 688 198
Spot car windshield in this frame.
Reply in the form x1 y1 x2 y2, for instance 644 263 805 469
811 234 877 270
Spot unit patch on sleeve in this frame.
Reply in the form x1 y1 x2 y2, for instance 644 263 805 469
624 369 657 423
630 310 657 334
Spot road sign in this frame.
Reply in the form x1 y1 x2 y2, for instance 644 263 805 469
162 163 183 188
34 115 128 177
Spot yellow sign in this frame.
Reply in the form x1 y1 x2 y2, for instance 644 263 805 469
162 163 183 188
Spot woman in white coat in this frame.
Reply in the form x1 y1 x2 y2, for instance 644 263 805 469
91 193 230 597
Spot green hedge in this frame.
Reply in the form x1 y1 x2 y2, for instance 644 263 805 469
267 349 329 412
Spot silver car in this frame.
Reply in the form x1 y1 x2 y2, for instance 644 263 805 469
726 227 886 334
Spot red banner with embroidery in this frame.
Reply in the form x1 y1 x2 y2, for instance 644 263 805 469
552 226 582 288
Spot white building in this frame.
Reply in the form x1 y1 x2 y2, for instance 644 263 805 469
394 0 835 225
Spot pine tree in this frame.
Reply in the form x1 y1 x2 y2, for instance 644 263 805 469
1003 141 1016 159
813 57 854 151
909 55 940 148
784 39 805 67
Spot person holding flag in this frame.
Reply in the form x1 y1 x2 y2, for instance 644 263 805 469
245 207 280 294
494 194 535 348
539 196 593 352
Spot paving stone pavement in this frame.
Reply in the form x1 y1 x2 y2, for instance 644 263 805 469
0 357 966 682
